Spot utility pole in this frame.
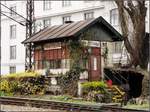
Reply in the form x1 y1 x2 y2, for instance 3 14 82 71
25 0 34 70
0 0 1 75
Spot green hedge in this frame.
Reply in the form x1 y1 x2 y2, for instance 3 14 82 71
0 72 46 96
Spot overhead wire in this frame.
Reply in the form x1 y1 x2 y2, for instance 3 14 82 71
0 2 30 26
0 2 29 22
1 12 25 26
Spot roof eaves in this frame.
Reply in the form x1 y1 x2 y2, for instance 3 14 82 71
99 17 123 41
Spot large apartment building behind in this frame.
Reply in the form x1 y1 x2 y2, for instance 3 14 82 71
1 1 149 75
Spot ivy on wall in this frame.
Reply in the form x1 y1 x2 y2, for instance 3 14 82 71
59 39 88 96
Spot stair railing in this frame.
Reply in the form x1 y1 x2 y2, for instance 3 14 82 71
112 85 125 96
104 72 123 85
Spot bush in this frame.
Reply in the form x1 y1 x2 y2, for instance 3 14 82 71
82 81 107 94
0 79 20 95
19 77 46 95
0 79 11 92
82 81 112 103
0 71 46 96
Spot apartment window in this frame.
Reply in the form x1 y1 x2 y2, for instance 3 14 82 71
43 0 51 10
84 0 92 3
10 66 16 74
113 42 122 53
10 46 16 59
62 16 71 24
62 0 71 7
10 6 16 16
84 12 94 20
10 25 16 39
43 19 51 27
110 8 119 26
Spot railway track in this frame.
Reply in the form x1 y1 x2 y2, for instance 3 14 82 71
0 97 149 112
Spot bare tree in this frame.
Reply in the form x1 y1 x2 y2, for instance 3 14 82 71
115 0 149 70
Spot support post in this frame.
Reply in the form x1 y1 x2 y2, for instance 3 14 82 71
0 1 1 75
25 0 34 70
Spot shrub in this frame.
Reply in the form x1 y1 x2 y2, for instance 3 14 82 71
82 81 112 103
82 81 107 94
0 79 11 92
0 71 46 96
0 79 20 95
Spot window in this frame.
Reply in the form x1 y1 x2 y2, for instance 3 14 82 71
9 66 16 74
62 0 71 7
84 12 94 20
93 57 97 70
10 6 16 16
62 16 71 24
44 60 62 69
81 59 88 69
43 0 51 10
10 25 16 39
84 0 92 3
43 19 51 27
10 46 16 59
113 42 122 53
61 59 70 68
110 8 119 26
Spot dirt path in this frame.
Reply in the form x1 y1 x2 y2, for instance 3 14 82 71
0 104 64 112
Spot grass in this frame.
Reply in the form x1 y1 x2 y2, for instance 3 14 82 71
0 91 13 97
13 94 98 105
124 103 150 110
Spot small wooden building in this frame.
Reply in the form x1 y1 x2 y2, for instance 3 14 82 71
23 16 122 81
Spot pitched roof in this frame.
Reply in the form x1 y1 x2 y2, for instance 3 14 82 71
23 16 122 44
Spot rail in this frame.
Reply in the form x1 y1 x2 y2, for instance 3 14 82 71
0 97 149 112
102 105 149 112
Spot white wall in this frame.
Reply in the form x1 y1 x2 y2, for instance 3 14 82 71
1 1 26 75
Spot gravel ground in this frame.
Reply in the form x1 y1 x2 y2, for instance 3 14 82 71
0 104 63 112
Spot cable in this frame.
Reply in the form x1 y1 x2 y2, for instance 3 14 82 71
1 12 26 26
0 2 29 23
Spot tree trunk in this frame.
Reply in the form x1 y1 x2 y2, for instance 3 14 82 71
115 0 148 69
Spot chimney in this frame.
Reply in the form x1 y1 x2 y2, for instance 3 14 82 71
65 21 74 24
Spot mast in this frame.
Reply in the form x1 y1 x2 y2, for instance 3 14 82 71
25 0 34 70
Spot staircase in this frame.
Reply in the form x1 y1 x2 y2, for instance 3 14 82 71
107 85 125 103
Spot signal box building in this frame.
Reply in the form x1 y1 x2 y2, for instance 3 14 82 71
23 16 122 81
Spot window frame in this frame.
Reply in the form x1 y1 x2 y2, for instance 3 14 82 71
9 66 16 74
43 18 51 28
62 0 71 7
10 5 16 16
43 0 51 10
62 16 71 24
10 45 16 59
110 8 119 26
84 0 92 3
84 12 94 20
93 57 97 71
113 42 122 53
10 25 16 39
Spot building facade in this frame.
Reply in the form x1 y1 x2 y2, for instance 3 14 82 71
1 1 149 75
23 17 122 81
